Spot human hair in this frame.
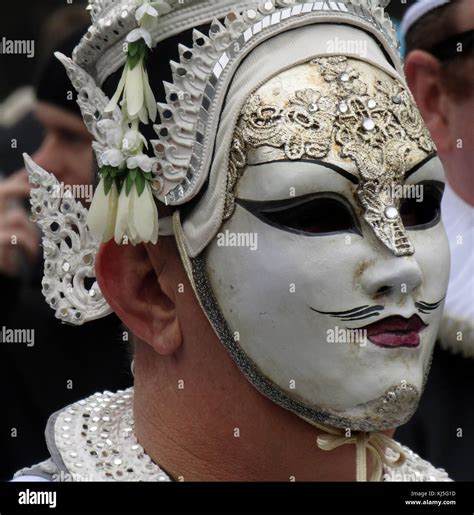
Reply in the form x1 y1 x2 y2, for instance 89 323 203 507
404 0 474 101
37 6 90 64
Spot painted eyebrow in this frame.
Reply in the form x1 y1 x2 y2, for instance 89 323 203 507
251 159 359 184
404 153 438 179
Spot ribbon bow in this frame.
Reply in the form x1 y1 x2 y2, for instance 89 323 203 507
315 422 406 482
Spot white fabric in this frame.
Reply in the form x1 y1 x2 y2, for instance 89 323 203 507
431 180 474 357
440 182 474 330
401 0 451 37
183 23 403 257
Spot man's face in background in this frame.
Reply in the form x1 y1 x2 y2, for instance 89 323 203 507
34 101 93 189
404 0 474 205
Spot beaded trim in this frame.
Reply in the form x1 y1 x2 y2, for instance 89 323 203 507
53 389 171 482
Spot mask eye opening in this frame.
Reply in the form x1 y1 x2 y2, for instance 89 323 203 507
236 192 362 237
400 180 445 231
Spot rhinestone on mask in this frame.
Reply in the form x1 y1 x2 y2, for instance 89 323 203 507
362 117 375 131
339 72 350 82
384 206 399 219
338 101 348 113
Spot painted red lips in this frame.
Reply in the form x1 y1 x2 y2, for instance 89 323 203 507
361 315 428 348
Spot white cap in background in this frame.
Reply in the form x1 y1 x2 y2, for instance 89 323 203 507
401 0 451 37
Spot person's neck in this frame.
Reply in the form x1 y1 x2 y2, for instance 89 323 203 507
133 344 387 481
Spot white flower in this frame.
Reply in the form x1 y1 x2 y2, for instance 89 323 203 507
125 63 145 118
136 2 158 20
131 181 159 244
135 0 172 29
135 3 158 25
114 182 158 245
87 178 119 242
105 69 127 115
150 1 172 15
121 129 144 153
127 154 155 172
143 68 157 122
105 60 157 123
127 28 153 49
97 119 124 148
101 148 125 168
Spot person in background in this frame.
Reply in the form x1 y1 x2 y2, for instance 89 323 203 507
0 8 131 481
396 0 474 481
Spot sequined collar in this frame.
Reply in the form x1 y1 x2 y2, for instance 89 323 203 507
47 388 171 482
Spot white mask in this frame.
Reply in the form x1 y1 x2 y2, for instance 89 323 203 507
198 57 450 431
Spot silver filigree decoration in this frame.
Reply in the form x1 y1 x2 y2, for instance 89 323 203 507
55 52 122 163
354 383 419 430
226 56 436 257
25 154 112 326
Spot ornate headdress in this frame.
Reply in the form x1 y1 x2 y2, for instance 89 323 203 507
26 0 411 326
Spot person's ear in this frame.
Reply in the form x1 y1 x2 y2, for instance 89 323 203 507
95 240 182 356
404 50 453 154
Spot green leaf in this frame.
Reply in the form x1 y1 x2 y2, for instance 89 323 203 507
127 52 141 70
129 168 138 181
104 175 114 195
128 41 139 57
125 173 134 196
143 172 154 181
117 178 124 195
139 41 147 61
135 171 145 197
109 167 119 178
